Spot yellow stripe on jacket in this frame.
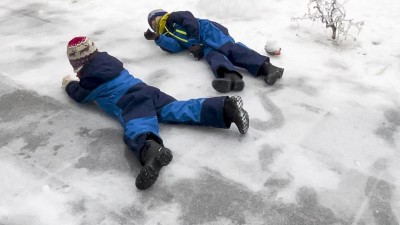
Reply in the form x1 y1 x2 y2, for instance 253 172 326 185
158 13 189 43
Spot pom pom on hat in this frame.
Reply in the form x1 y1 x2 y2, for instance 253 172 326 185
67 36 98 72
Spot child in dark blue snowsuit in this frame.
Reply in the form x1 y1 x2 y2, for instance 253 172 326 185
144 9 284 93
63 37 249 190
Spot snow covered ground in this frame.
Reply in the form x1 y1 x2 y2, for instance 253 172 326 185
0 0 399 224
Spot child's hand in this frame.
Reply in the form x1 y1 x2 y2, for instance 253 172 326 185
62 75 79 89
189 45 204 60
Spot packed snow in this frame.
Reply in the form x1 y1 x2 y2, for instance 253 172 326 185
0 0 399 224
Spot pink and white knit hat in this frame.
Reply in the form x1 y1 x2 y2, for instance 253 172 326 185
67 37 98 72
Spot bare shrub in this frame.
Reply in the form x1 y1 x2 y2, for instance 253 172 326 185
292 0 364 43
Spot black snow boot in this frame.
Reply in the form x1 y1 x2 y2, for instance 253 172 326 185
258 63 284 85
223 96 249 134
212 72 244 93
226 72 245 92
135 140 173 190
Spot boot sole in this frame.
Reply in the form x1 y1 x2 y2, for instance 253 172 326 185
232 80 244 92
135 148 173 190
236 110 249 134
230 96 249 134
212 79 245 93
212 79 231 93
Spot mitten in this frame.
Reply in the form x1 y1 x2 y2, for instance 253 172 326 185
144 29 159 40
189 45 204 60
62 75 79 89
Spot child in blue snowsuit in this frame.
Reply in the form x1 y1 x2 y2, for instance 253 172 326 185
62 37 249 190
144 9 284 93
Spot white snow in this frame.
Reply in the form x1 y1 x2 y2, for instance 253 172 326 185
0 0 399 224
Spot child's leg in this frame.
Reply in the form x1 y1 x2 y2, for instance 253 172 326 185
119 83 175 190
205 49 244 93
119 83 174 160
141 83 226 128
157 96 227 128
205 49 238 78
218 42 269 76
155 92 249 133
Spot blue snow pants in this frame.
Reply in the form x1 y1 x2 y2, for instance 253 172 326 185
198 20 269 78
119 82 228 160
82 70 229 161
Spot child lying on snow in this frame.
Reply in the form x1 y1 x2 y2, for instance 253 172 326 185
62 36 249 190
144 9 284 93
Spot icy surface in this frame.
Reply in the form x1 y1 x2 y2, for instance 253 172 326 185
0 0 399 224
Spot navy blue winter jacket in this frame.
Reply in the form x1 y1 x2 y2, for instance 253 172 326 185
155 11 232 54
66 52 142 123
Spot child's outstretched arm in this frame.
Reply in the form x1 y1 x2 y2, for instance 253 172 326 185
144 29 184 53
155 35 184 53
62 75 91 103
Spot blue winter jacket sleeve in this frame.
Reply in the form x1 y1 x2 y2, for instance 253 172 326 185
167 11 201 46
155 35 184 53
65 81 92 103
